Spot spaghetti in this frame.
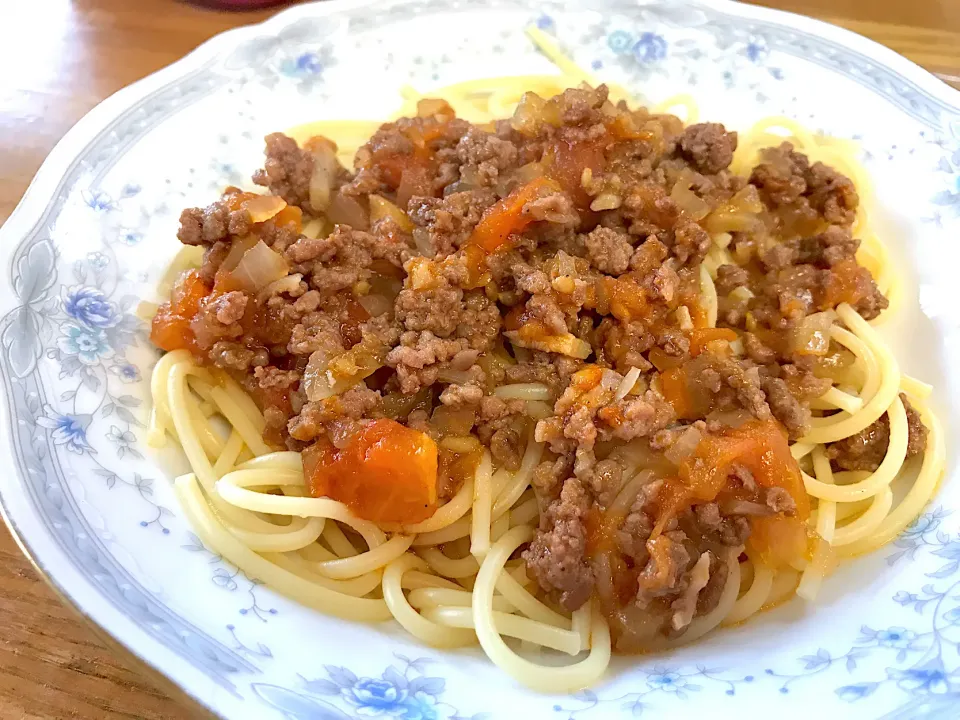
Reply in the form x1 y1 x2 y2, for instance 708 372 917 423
146 27 945 693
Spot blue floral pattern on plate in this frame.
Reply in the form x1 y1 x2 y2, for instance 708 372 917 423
253 655 489 720
0 1 958 718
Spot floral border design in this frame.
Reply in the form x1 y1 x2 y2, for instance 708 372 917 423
253 655 491 720
762 510 960 708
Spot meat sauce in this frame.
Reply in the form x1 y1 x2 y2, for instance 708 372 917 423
157 84 911 642
658 419 809 566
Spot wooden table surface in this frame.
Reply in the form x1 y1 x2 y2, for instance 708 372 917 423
1 0 959 717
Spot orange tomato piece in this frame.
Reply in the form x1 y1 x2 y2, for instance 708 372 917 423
749 514 810 569
368 118 451 202
688 327 738 357
585 507 620 555
584 508 638 607
223 189 291 224
150 314 194 353
688 301 710 329
150 270 211 353
503 303 528 332
570 364 605 393
273 205 303 233
545 135 606 208
660 367 692 419
469 177 557 253
607 114 656 142
820 257 874 309
601 276 648 323
338 297 371 348
304 419 439 525
648 347 684 372
597 405 624 428
658 419 810 566
462 244 490 289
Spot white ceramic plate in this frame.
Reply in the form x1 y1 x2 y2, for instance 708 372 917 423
2 1 960 718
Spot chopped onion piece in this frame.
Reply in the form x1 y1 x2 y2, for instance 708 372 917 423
303 339 385 401
511 92 546 136
380 388 430 420
307 138 340 213
600 369 623 391
705 187 764 233
729 185 764 214
302 217 330 239
705 409 751 429
496 161 546 197
407 257 442 290
523 400 554 420
431 406 476 436
369 194 414 232
357 294 393 317
440 435 481 453
556 250 577 277
791 311 836 356
493 383 552 401
245 195 287 223
719 499 773 516
435 368 472 385
327 191 369 230
230 240 289 292
712 232 732 248
590 193 622 212
504 330 591 359
510 92 561 137
615 367 642 401
664 426 703 465
221 234 260 273
514 161 545 184
412 227 434 258
670 183 709 221
417 98 455 120
257 273 303 301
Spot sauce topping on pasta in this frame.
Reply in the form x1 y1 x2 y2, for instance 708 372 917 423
151 81 930 653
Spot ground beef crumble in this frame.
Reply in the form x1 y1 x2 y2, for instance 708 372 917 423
523 478 594 611
827 393 927 472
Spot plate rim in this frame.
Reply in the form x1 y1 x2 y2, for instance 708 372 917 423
1 0 959 717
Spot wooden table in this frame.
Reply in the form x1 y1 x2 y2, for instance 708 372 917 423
0 0 958 717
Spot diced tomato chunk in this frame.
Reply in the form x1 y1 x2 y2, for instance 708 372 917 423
469 177 557 253
150 270 211 353
150 314 194 353
545 135 606 208
688 327 737 357
660 367 692 419
602 276 648 323
304 419 439 525
273 205 303 233
648 347 684 372
821 257 872 309
654 419 810 567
